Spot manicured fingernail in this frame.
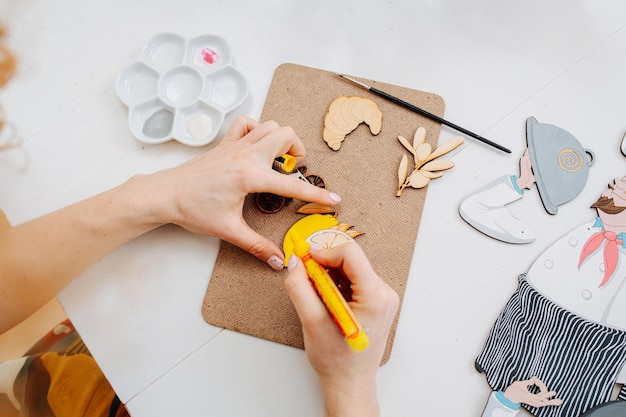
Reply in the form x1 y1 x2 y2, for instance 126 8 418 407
308 242 323 251
287 255 298 271
267 255 284 271
329 192 342 203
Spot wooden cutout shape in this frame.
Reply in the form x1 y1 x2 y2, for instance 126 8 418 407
476 176 626 417
396 126 463 196
459 117 594 244
323 96 382 150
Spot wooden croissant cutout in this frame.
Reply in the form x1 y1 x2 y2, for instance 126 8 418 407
323 96 382 150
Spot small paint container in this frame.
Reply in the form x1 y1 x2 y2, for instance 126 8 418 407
273 154 296 173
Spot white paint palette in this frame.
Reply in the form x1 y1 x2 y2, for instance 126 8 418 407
115 33 248 146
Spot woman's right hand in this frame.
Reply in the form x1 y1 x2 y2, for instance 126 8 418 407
284 242 399 417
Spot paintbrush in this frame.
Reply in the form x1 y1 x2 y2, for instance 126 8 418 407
337 74 511 154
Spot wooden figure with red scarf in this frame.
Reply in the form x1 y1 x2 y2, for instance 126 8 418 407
476 175 626 417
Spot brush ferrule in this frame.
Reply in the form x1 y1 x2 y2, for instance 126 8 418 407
338 74 371 90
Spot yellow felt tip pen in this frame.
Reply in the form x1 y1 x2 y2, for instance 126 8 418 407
290 232 369 352
273 154 296 173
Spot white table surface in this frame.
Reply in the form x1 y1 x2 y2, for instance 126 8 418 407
2 1 626 415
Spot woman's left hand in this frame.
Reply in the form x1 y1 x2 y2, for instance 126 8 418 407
145 116 341 270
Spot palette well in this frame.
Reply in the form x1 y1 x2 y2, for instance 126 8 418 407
115 32 248 147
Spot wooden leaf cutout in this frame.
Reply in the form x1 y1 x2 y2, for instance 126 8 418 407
398 136 415 154
413 126 426 149
420 170 444 179
395 127 461 197
297 203 337 215
398 154 408 187
409 171 430 188
423 136 464 164
421 158 455 171
335 223 355 232
415 142 432 162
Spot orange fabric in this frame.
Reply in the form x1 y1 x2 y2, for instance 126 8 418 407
0 209 11 231
40 352 128 417
0 320 130 417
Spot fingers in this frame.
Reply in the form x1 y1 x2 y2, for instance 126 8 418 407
527 377 563 407
239 119 304 158
222 118 341 206
528 376 548 393
221 115 261 142
309 243 400 325
284 255 330 325
525 393 563 408
507 377 564 408
222 221 285 271
217 117 346 267
224 117 306 160
308 242 379 288
257 170 342 207
246 123 307 160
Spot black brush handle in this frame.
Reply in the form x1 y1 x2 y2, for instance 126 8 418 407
370 86 511 154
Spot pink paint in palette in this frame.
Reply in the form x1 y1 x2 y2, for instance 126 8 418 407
200 48 219 65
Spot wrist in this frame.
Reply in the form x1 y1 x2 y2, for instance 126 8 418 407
115 174 169 231
321 376 379 417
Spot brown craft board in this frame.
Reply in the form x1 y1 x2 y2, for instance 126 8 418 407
202 63 445 364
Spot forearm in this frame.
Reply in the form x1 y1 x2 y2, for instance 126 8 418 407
0 174 163 332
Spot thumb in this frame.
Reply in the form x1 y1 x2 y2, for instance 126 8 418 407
225 222 285 271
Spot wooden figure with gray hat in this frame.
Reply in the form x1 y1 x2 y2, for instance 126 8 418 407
459 117 595 244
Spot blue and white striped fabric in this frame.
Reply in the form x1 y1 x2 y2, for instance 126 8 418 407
476 274 626 417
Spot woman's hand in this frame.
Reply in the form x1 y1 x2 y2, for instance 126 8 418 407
0 116 339 331
284 242 399 417
143 116 341 270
